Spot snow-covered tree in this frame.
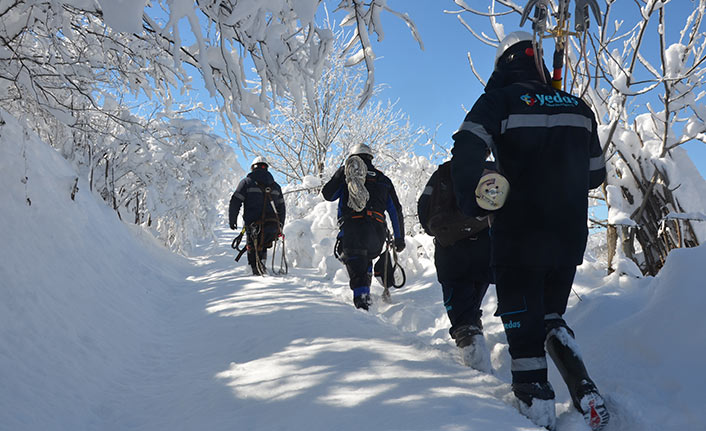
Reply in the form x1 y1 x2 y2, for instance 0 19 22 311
241 29 372 184
114 116 241 253
450 0 706 275
9 89 239 253
0 0 421 137
239 21 429 185
0 0 420 253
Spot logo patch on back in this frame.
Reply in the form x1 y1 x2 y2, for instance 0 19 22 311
520 94 537 106
521 91 580 108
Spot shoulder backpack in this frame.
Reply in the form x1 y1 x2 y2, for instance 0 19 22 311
251 181 281 243
427 161 490 247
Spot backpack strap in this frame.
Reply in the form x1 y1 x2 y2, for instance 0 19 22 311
426 161 451 222
251 180 280 222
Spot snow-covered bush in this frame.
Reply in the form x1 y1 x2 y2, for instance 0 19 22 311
131 118 242 252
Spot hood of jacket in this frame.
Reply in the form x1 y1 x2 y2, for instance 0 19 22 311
247 168 275 186
485 53 551 92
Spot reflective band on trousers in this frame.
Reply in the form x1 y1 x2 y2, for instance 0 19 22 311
501 113 593 133
511 356 548 372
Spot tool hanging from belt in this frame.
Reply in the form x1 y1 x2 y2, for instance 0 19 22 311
377 231 407 303
270 230 288 275
251 182 288 275
231 227 247 262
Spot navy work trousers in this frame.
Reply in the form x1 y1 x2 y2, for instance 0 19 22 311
494 265 576 383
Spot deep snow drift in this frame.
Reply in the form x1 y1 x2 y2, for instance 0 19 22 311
1 110 705 431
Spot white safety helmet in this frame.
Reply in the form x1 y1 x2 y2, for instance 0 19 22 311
349 143 373 159
251 155 269 169
494 31 533 68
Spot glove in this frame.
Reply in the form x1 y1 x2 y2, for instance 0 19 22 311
230 222 237 230
394 237 406 253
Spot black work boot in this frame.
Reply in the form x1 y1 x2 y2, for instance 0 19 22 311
353 293 372 310
451 322 483 348
511 381 556 430
573 379 610 431
250 260 266 276
352 287 372 310
451 323 491 372
545 321 609 431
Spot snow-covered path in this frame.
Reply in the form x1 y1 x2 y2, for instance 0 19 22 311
118 232 706 431
4 118 706 431
0 112 545 431
98 234 532 431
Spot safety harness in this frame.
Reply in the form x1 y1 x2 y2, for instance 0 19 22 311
347 209 386 224
231 181 288 275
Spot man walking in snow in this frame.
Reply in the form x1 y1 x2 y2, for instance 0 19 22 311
229 156 286 275
450 31 608 430
321 143 405 311
417 156 495 373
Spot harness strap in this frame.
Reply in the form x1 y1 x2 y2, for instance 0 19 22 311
343 209 385 224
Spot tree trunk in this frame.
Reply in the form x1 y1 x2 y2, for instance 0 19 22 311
628 172 700 276
606 224 617 274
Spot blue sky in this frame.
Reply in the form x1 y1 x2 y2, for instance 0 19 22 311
334 1 706 178
351 1 489 154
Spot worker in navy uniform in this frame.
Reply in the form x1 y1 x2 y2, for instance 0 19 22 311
321 144 405 310
417 156 495 372
450 31 608 430
229 156 286 275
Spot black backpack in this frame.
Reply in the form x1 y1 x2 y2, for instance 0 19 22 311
427 161 490 247
251 181 282 250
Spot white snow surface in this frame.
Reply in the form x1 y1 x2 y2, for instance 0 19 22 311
2 111 705 431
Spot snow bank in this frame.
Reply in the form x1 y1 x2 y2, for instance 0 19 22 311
0 110 187 429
